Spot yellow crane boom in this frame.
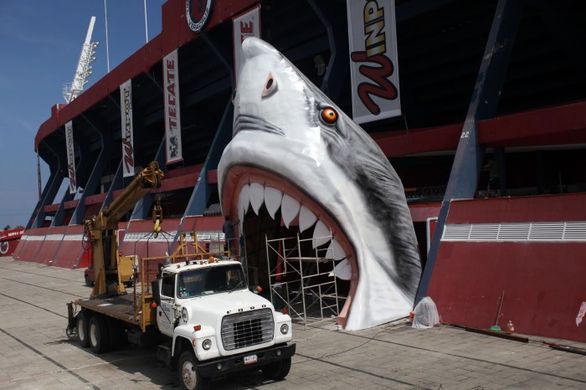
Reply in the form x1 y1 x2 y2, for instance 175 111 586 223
86 161 164 298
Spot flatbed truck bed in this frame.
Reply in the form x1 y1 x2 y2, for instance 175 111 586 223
75 294 142 327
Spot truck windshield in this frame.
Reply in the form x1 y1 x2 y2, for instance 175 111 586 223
176 264 246 299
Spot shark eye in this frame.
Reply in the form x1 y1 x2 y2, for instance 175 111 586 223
262 73 278 98
320 107 338 125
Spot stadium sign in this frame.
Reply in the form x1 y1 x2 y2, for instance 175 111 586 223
65 120 77 194
347 0 401 124
164 49 183 164
120 79 135 178
186 0 212 32
233 5 261 85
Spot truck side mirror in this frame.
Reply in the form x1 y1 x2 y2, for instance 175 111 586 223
152 280 161 305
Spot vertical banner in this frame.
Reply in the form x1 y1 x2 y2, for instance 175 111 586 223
36 148 42 200
163 49 183 164
347 0 401 124
65 121 77 194
120 79 135 177
233 6 261 85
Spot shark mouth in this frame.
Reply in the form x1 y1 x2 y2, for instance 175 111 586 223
220 165 357 326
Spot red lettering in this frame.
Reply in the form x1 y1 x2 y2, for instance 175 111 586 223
166 67 175 86
123 139 134 172
167 81 175 97
350 51 397 115
240 20 254 42
68 164 76 189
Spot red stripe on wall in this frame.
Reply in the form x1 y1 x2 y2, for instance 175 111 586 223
447 193 586 224
409 202 441 222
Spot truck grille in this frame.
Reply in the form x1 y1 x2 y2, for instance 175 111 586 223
221 309 274 351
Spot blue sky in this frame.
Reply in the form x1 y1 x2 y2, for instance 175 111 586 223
0 0 165 228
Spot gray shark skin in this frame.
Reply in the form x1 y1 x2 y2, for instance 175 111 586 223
218 37 421 330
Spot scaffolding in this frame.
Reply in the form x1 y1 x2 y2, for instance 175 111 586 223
265 233 345 327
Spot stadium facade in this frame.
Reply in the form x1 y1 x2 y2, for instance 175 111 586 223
13 0 586 341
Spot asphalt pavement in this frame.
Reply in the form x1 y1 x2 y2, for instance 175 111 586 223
1 256 585 389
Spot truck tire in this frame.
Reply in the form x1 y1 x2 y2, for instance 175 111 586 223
178 350 204 390
77 311 91 348
89 315 110 354
262 357 291 381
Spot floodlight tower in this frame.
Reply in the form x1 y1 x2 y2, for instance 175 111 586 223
63 16 99 103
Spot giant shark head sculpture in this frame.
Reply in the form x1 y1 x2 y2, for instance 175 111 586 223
218 37 421 330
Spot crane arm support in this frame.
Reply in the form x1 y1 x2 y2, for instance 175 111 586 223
102 162 164 227
89 161 164 298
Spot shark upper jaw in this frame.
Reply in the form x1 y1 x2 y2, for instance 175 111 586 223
219 165 355 267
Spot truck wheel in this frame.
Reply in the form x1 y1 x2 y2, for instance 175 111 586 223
77 311 91 348
178 351 203 390
89 315 110 354
262 357 291 381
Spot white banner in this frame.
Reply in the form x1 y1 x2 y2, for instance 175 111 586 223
347 0 401 124
120 79 135 177
163 49 183 164
65 120 77 194
233 6 261 85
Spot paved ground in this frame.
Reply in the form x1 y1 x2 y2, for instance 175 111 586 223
1 257 585 390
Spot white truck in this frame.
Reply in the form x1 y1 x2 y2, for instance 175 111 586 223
68 257 295 390
65 162 295 389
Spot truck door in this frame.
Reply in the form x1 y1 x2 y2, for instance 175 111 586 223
156 273 175 337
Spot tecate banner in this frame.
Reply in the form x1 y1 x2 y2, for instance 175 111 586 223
233 5 261 85
65 120 77 194
164 49 183 164
120 79 135 177
347 0 401 124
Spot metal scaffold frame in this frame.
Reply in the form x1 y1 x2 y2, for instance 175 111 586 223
265 234 345 327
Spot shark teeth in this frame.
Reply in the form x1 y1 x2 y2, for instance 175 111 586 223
236 181 348 264
281 194 300 229
299 206 317 233
249 182 264 215
264 187 282 219
325 239 345 260
312 220 331 249
329 259 352 280
238 184 251 226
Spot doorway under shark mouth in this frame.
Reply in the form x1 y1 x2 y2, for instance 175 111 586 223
221 166 355 326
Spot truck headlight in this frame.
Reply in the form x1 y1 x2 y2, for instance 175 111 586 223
202 339 212 350
181 307 189 322
280 323 289 335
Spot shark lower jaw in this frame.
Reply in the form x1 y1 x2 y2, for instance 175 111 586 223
220 165 358 326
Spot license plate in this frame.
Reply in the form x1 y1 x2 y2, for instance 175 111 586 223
243 354 258 365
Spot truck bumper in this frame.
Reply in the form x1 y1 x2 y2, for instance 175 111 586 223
197 343 296 378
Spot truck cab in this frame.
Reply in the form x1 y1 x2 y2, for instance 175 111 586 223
155 258 295 389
